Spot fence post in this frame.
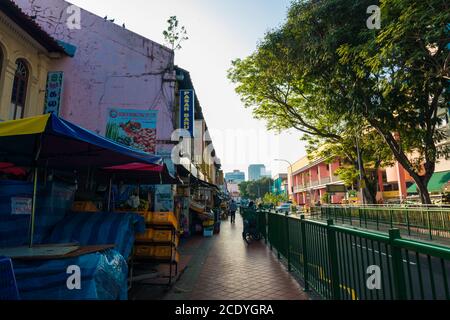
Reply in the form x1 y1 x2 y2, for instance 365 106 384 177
285 213 291 271
406 210 411 236
300 215 310 292
389 229 407 300
390 209 394 229
427 210 433 240
268 212 273 251
327 219 341 300
264 211 268 245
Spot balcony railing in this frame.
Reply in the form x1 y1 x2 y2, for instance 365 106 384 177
320 177 331 184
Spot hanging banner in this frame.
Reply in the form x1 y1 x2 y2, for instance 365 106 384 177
154 185 174 212
156 144 176 177
44 71 64 115
106 108 158 154
179 90 195 137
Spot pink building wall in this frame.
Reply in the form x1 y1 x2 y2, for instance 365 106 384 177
319 163 329 179
15 0 176 142
310 166 318 182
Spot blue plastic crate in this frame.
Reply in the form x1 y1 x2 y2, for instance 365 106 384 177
203 228 214 237
0 257 20 300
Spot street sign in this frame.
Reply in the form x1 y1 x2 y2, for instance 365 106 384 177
180 90 195 137
44 71 64 115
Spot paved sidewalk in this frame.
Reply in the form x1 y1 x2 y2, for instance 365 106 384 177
165 213 310 300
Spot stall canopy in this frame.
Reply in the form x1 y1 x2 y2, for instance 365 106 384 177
0 113 163 170
407 170 450 194
190 174 221 192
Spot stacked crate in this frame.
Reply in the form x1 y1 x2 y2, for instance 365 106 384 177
133 212 179 263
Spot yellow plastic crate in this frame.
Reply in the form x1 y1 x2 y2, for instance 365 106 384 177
152 229 173 242
151 212 178 229
152 246 178 261
72 201 99 212
134 245 154 257
135 229 154 241
202 220 215 227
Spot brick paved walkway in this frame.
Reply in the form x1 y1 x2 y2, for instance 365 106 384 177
169 213 310 300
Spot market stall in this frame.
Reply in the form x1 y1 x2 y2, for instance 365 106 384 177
0 113 165 299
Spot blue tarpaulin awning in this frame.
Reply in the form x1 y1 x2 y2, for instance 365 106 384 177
0 113 163 170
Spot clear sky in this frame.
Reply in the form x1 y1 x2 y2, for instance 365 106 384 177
69 0 307 177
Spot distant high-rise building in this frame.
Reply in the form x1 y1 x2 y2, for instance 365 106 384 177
248 164 266 181
225 170 245 184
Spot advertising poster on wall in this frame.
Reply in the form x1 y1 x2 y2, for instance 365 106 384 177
106 108 158 154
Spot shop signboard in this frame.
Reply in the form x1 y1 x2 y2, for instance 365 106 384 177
106 108 158 154
179 90 195 138
44 71 64 115
154 185 174 212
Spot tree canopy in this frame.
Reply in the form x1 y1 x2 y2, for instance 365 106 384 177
229 0 449 204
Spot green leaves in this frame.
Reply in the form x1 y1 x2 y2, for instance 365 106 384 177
163 16 189 51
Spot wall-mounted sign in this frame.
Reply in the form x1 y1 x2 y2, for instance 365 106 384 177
179 90 195 137
44 71 64 115
106 108 158 154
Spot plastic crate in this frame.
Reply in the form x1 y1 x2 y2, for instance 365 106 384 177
152 229 173 242
203 228 214 237
134 245 154 257
0 257 20 300
135 229 154 241
72 201 99 212
151 212 178 229
202 219 215 227
152 246 177 260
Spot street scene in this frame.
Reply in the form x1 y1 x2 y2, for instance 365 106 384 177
0 0 449 310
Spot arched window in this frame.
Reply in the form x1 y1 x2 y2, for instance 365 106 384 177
10 59 29 120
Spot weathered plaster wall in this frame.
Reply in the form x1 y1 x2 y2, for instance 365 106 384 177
15 0 176 141
0 10 54 121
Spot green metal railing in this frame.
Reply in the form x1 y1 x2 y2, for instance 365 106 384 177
317 205 450 241
260 210 450 300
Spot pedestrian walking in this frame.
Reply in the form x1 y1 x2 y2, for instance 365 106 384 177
229 200 238 224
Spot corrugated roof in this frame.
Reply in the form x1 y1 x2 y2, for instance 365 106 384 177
1 0 68 55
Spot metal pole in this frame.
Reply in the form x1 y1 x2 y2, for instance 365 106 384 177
356 136 365 205
29 134 43 248
107 177 113 212
29 167 38 248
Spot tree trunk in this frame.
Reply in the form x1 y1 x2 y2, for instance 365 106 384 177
415 175 432 205
354 159 377 204
370 126 435 205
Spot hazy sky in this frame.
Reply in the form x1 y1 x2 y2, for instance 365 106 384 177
69 0 307 177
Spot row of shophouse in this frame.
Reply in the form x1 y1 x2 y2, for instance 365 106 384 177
0 0 224 234
285 106 450 205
